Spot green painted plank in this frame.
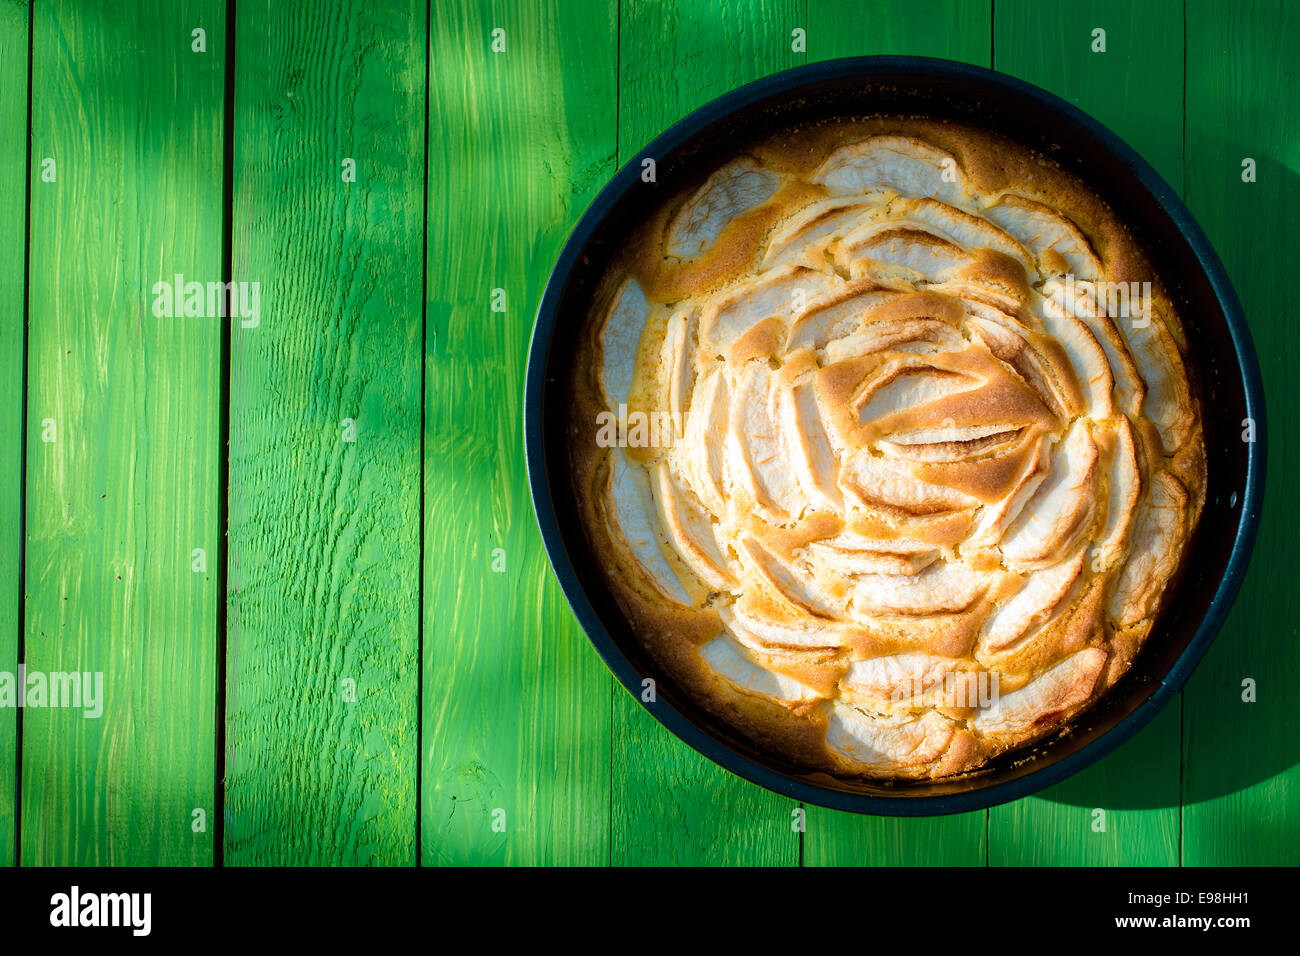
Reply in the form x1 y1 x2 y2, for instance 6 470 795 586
225 0 424 866
21 0 222 865
809 0 990 61
422 0 618 867
995 0 1184 190
989 0 1184 866
1182 0 1300 867
611 0 803 868
801 0 991 868
0 0 27 868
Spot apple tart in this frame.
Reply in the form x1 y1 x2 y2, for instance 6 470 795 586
568 117 1206 779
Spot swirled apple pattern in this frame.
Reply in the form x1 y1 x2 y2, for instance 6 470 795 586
590 134 1202 777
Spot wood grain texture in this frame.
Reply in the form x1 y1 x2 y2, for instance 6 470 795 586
225 0 424 866
800 0 991 868
809 0 990 61
0 0 27 868
21 0 222 865
611 0 803 867
422 0 618 867
1182 0 1300 866
989 0 1184 866
0 0 1289 870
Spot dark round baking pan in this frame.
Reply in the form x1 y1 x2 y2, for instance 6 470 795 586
524 56 1266 815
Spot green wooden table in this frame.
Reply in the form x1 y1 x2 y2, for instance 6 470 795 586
0 0 1295 867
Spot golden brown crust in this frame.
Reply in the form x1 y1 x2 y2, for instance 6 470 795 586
567 116 1205 780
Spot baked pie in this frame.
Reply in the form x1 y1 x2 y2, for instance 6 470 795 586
568 117 1206 779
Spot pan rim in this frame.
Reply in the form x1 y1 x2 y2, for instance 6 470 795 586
523 55 1266 816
